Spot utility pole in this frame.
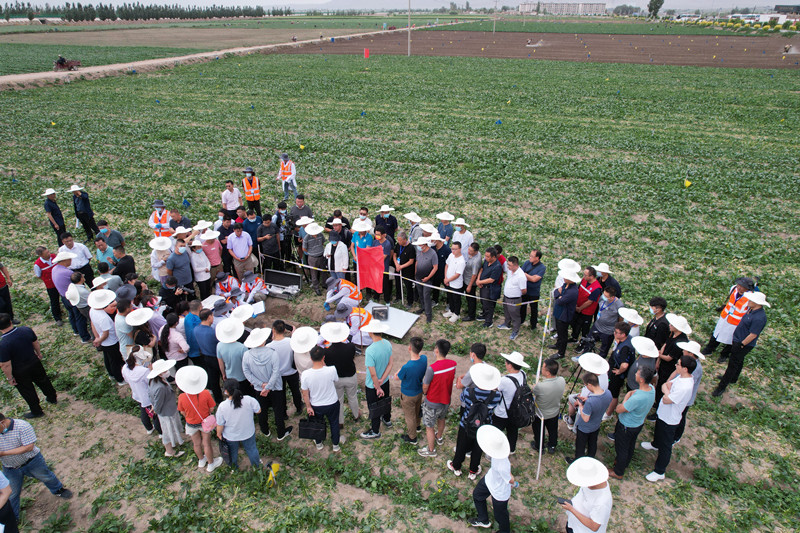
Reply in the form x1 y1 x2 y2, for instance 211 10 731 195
493 0 498 33
408 0 411 56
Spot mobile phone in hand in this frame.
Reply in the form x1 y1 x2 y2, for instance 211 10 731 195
557 497 572 506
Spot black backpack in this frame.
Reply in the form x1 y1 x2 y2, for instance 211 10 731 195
504 372 535 429
464 389 497 439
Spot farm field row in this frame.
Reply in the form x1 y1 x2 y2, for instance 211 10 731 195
0 54 798 531
434 18 768 35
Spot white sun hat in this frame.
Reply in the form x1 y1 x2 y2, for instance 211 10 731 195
351 219 371 233
360 321 390 334
190 239 203 248
419 223 437 234
476 425 511 460
427 234 444 242
91 277 109 289
744 291 770 307
403 212 421 223
412 236 430 247
200 230 220 240
631 336 659 358
53 251 77 263
148 237 172 251
378 205 395 212
578 353 609 375
216 317 245 344
470 363 502 391
436 211 455 221
88 289 116 310
500 351 531 369
67 184 84 192
193 220 213 232
290 326 319 353
559 269 581 284
42 188 57 196
244 328 271 349
331 218 344 225
230 304 254 322
65 284 80 306
567 456 609 487
591 262 613 274
618 307 644 326
126 307 154 327
175 366 208 395
676 340 705 360
453 217 470 227
305 223 324 236
557 258 581 272
172 226 191 235
666 313 692 335
147 359 176 380
320 322 350 344
295 216 314 226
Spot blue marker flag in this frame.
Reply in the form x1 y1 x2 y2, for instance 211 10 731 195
183 199 191 208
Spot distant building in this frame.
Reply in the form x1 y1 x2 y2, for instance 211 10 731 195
519 2 607 15
775 5 800 14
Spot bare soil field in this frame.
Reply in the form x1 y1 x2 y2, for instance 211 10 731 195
283 29 800 69
0 27 361 49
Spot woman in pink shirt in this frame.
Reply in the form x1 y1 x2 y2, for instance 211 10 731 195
159 313 189 370
201 232 223 283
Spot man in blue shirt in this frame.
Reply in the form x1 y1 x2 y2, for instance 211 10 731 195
552 269 580 359
360 322 393 440
242 210 262 249
475 247 503 328
183 301 203 367
520 250 546 330
194 309 222 402
394 336 428 445
713 291 768 397
70 185 98 242
608 366 655 479
166 239 194 291
42 189 66 246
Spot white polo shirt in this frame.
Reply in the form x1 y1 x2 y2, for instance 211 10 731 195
503 267 527 298
221 188 242 211
444 254 466 289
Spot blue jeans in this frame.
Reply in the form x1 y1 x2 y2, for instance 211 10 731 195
312 401 340 445
5 452 63 518
62 297 90 341
227 433 261 470
283 180 298 201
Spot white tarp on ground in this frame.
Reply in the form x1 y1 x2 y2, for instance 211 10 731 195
364 301 419 339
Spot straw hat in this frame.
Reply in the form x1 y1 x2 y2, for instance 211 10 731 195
67 184 84 192
476 425 511 460
295 216 314 227
567 457 609 487
557 258 581 272
676 340 705 360
403 212 421 223
453 217 470 228
175 366 208 395
666 313 692 335
631 336 659 358
618 307 644 326
230 304 254 322
244 328 271 349
305 222 324 236
147 359 176 380
53 251 76 263
65 284 80 306
378 205 395 212
126 307 154 327
411 236 430 247
436 211 455 221
591 262 613 274
419 223 437 234
148 237 172 251
470 364 502 391
216 318 245 344
559 269 581 284
578 353 609 375
744 291 770 307
360 321 389 334
88 289 116 310
200 230 220 240
320 322 350 344
42 188 57 196
500 351 530 369
290 326 319 353
351 219 371 232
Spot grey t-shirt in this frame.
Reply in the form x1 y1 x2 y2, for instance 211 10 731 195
576 389 612 434
594 298 624 335
165 252 193 286
303 233 325 257
415 248 437 279
462 253 482 287
533 376 566 419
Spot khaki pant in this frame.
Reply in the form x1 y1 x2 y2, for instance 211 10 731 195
334 374 359 425
209 263 223 284
401 392 422 440
233 254 258 281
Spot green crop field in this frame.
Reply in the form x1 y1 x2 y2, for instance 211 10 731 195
434 19 752 35
0 43 207 75
0 54 798 531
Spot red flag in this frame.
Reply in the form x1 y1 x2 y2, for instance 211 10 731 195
357 246 385 294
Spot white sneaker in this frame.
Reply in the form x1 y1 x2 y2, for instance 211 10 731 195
316 442 324 450
447 460 462 476
602 413 613 422
467 465 482 481
332 444 341 452
448 314 459 323
641 442 657 451
206 456 223 473
197 457 208 469
442 311 454 318
146 428 155 435
645 471 665 482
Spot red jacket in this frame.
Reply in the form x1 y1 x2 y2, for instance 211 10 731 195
425 358 457 405
35 254 58 289
576 279 602 316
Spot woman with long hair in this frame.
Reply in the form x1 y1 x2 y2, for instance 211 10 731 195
147 359 185 458
159 313 189 369
121 345 162 435
215 379 262 470
175 367 224 473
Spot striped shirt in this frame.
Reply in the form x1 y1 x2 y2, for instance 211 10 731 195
0 419 40 468
458 387 501 428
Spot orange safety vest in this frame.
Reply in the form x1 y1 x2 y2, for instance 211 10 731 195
150 210 170 237
279 160 294 182
348 308 372 329
218 278 235 293
340 279 362 301
242 176 261 201
241 278 263 292
720 288 749 326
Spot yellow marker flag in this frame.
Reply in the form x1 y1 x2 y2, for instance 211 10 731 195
50 122 56 126
684 180 692 188
300 144 305 150
605 78 609 81
507 100 511 104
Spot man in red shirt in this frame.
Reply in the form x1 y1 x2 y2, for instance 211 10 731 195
418 340 457 457
571 267 602 343
33 247 63 327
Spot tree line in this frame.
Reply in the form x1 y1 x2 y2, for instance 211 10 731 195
0 2 290 21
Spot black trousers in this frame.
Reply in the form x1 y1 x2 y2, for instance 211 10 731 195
46 287 62 321
479 286 496 326
203 355 223 402
652 418 678 475
492 416 519 453
246 199 262 218
703 335 732 361
574 428 599 459
430 275 443 304
718 342 753 390
0 499 18 533
13 360 57 416
452 425 483 473
396 270 415 306
52 224 67 246
519 293 540 328
465 284 477 320
570 313 593 342
140 407 163 434
282 372 303 412
261 251 281 273
447 285 463 317
612 421 643 476
365 381 391 434
100 343 123 382
254 388 287 436
555 318 570 356
473 476 510 533
196 279 212 301
74 263 95 287
532 415 559 449
75 212 99 241
381 272 393 303
673 405 691 443
0 285 13 320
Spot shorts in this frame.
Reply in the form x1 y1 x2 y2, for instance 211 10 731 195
608 373 626 398
422 400 449 427
185 422 203 436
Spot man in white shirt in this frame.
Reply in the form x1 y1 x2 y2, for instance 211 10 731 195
221 180 242 219
58 232 94 286
301 346 341 451
442 242 466 323
492 352 530 454
88 290 124 385
268 320 303 415
497 256 527 341
562 456 613 533
641 355 696 481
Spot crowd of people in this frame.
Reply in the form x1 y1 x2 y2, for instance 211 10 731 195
0 156 771 532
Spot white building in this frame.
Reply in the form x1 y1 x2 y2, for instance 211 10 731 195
519 2 607 15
